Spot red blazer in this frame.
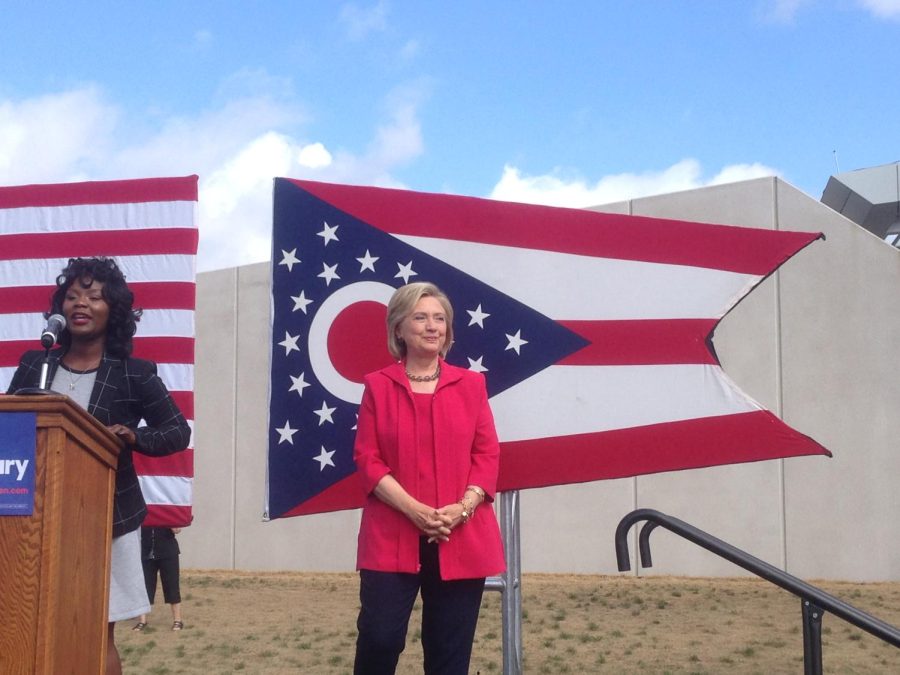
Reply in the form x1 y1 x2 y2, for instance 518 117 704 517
354 360 506 580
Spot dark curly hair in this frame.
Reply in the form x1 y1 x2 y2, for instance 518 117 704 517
48 257 142 358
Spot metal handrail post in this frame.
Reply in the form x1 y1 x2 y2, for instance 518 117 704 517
498 490 522 675
802 599 824 675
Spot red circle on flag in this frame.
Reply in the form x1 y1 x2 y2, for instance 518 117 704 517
327 301 394 383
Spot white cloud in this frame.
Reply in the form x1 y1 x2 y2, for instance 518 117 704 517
0 76 426 272
297 142 333 169
193 29 214 51
707 162 779 186
857 0 900 18
339 1 389 40
192 83 425 270
198 132 296 270
488 160 779 208
763 0 900 22
214 68 297 102
0 86 118 184
297 81 427 189
399 39 421 61
110 97 304 179
764 0 813 23
368 83 425 166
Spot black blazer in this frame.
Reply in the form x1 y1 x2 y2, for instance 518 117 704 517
7 349 191 537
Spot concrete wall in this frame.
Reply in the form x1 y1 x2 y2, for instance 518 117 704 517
180 177 900 581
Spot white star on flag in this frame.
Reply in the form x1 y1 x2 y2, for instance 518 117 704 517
279 248 301 272
318 262 340 286
356 249 379 272
505 330 528 355
318 221 339 246
313 446 336 471
313 401 337 426
291 290 314 314
467 356 488 373
279 332 301 355
395 261 417 284
467 304 490 328
289 372 312 397
276 420 299 445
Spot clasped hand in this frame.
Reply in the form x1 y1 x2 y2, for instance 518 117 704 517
411 502 466 543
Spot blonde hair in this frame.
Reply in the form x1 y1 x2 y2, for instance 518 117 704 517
386 282 454 359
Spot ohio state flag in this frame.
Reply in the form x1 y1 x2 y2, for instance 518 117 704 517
266 178 829 519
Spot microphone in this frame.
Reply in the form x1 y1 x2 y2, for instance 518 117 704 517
40 314 66 349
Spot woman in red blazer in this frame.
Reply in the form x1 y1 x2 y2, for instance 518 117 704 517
353 282 505 675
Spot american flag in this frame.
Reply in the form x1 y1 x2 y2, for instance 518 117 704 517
266 178 830 519
0 176 198 527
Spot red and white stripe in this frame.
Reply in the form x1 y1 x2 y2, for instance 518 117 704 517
291 180 829 494
0 176 198 526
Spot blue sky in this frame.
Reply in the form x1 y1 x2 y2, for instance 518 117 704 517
1 0 899 270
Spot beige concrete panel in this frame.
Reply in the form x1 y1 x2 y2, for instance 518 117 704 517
519 479 637 574
232 261 287 567
180 267 239 569
776 183 900 580
232 261 273 568
586 199 631 215
627 177 776 229
714 277 782 411
245 510 362 572
633 461 785 577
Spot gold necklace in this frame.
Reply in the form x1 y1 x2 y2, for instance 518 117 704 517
62 362 97 390
406 363 441 382
66 369 82 390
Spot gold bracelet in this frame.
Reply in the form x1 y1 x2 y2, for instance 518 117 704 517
465 485 486 501
457 495 478 523
456 499 472 523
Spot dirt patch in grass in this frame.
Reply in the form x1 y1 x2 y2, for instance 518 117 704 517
117 571 900 673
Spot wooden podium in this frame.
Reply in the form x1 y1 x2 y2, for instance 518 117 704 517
0 395 120 674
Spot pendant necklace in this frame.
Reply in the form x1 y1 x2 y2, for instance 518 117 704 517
66 366 89 390
63 360 97 390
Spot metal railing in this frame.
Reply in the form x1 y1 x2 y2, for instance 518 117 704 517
615 508 900 674
485 490 523 675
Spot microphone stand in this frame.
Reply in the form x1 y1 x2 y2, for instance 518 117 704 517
38 346 52 390
14 313 68 395
14 346 56 396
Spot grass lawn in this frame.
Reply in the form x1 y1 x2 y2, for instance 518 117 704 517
118 571 900 674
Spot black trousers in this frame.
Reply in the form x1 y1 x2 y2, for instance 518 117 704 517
142 555 181 605
354 538 486 675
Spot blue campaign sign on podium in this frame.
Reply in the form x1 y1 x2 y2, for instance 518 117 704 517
0 412 36 516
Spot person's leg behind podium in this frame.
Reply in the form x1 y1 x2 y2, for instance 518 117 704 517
159 552 184 629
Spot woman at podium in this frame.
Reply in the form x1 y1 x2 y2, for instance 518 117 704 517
5 256 191 675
